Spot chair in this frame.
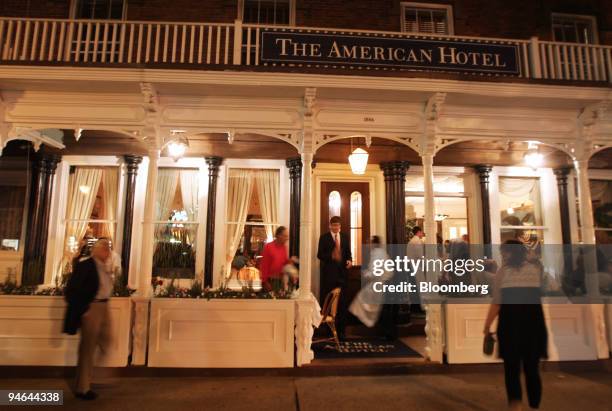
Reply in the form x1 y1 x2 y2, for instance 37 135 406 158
312 287 342 350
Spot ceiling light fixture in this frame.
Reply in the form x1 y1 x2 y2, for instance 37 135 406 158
524 141 543 169
165 130 189 161
348 137 369 175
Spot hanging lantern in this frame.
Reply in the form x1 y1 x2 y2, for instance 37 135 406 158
524 141 543 169
348 147 369 175
165 130 189 161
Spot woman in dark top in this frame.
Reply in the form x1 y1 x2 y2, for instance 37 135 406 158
484 240 548 410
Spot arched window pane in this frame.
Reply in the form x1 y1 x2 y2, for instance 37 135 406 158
328 191 341 218
350 191 362 265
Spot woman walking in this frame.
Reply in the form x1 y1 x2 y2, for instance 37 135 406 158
484 240 548 410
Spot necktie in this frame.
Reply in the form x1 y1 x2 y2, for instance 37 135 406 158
332 234 341 262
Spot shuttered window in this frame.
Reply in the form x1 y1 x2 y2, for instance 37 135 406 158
401 2 453 35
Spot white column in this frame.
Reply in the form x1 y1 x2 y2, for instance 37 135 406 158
574 159 595 245
422 154 437 246
137 149 159 297
299 151 313 297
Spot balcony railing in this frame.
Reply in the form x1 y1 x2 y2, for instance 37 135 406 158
0 17 611 83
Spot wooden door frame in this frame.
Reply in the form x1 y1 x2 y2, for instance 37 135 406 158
312 163 385 298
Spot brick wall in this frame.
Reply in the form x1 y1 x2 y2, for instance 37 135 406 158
0 0 610 45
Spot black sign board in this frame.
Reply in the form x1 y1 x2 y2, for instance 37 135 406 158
260 30 520 75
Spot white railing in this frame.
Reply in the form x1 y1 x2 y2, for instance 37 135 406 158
1 17 611 83
0 18 235 65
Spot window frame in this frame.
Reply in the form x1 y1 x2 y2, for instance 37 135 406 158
551 12 599 45
237 0 296 26
0 160 30 254
215 159 290 286
153 157 208 280
70 0 128 21
46 156 127 285
400 2 454 35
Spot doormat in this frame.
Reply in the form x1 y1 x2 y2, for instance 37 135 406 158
313 338 422 359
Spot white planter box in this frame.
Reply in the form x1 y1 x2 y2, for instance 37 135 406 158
0 296 131 366
148 298 295 368
445 299 604 364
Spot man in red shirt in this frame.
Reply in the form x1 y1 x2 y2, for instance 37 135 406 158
260 226 293 290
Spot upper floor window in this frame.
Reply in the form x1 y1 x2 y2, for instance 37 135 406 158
552 13 598 44
240 0 294 25
72 0 126 20
401 2 453 35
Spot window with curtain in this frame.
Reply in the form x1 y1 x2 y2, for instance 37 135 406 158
401 2 452 34
350 191 362 265
242 0 292 25
498 176 544 247
225 169 279 281
64 166 119 270
590 179 612 245
152 168 199 279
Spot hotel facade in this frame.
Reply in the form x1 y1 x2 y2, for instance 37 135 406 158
0 0 611 367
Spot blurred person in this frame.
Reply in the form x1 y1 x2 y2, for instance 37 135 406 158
317 216 352 338
260 226 294 291
349 236 391 328
484 240 548 410
63 239 115 401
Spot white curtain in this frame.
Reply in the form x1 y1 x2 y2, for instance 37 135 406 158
65 167 103 256
179 169 199 221
254 169 279 241
155 169 179 221
226 169 253 266
101 168 119 241
499 177 538 198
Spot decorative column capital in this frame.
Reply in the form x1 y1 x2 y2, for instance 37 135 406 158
380 161 410 179
34 153 62 174
286 157 303 179
474 164 493 182
205 156 223 176
124 155 143 173
553 166 572 184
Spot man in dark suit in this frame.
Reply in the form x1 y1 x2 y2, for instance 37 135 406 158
63 239 113 401
317 216 352 338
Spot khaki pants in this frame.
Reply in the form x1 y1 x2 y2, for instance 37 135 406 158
76 301 112 393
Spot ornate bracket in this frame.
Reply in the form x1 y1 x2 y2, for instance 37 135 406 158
140 82 163 149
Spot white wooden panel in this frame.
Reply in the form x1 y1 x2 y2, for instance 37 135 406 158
0 296 131 366
446 302 601 364
147 299 294 368
315 108 421 132
162 106 299 128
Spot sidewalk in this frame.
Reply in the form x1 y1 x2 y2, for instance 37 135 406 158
1 368 611 410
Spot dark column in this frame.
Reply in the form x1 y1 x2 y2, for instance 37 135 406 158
380 161 410 244
554 167 574 280
22 153 61 285
120 155 142 286
286 157 302 258
204 156 223 287
554 167 572 245
475 165 493 246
